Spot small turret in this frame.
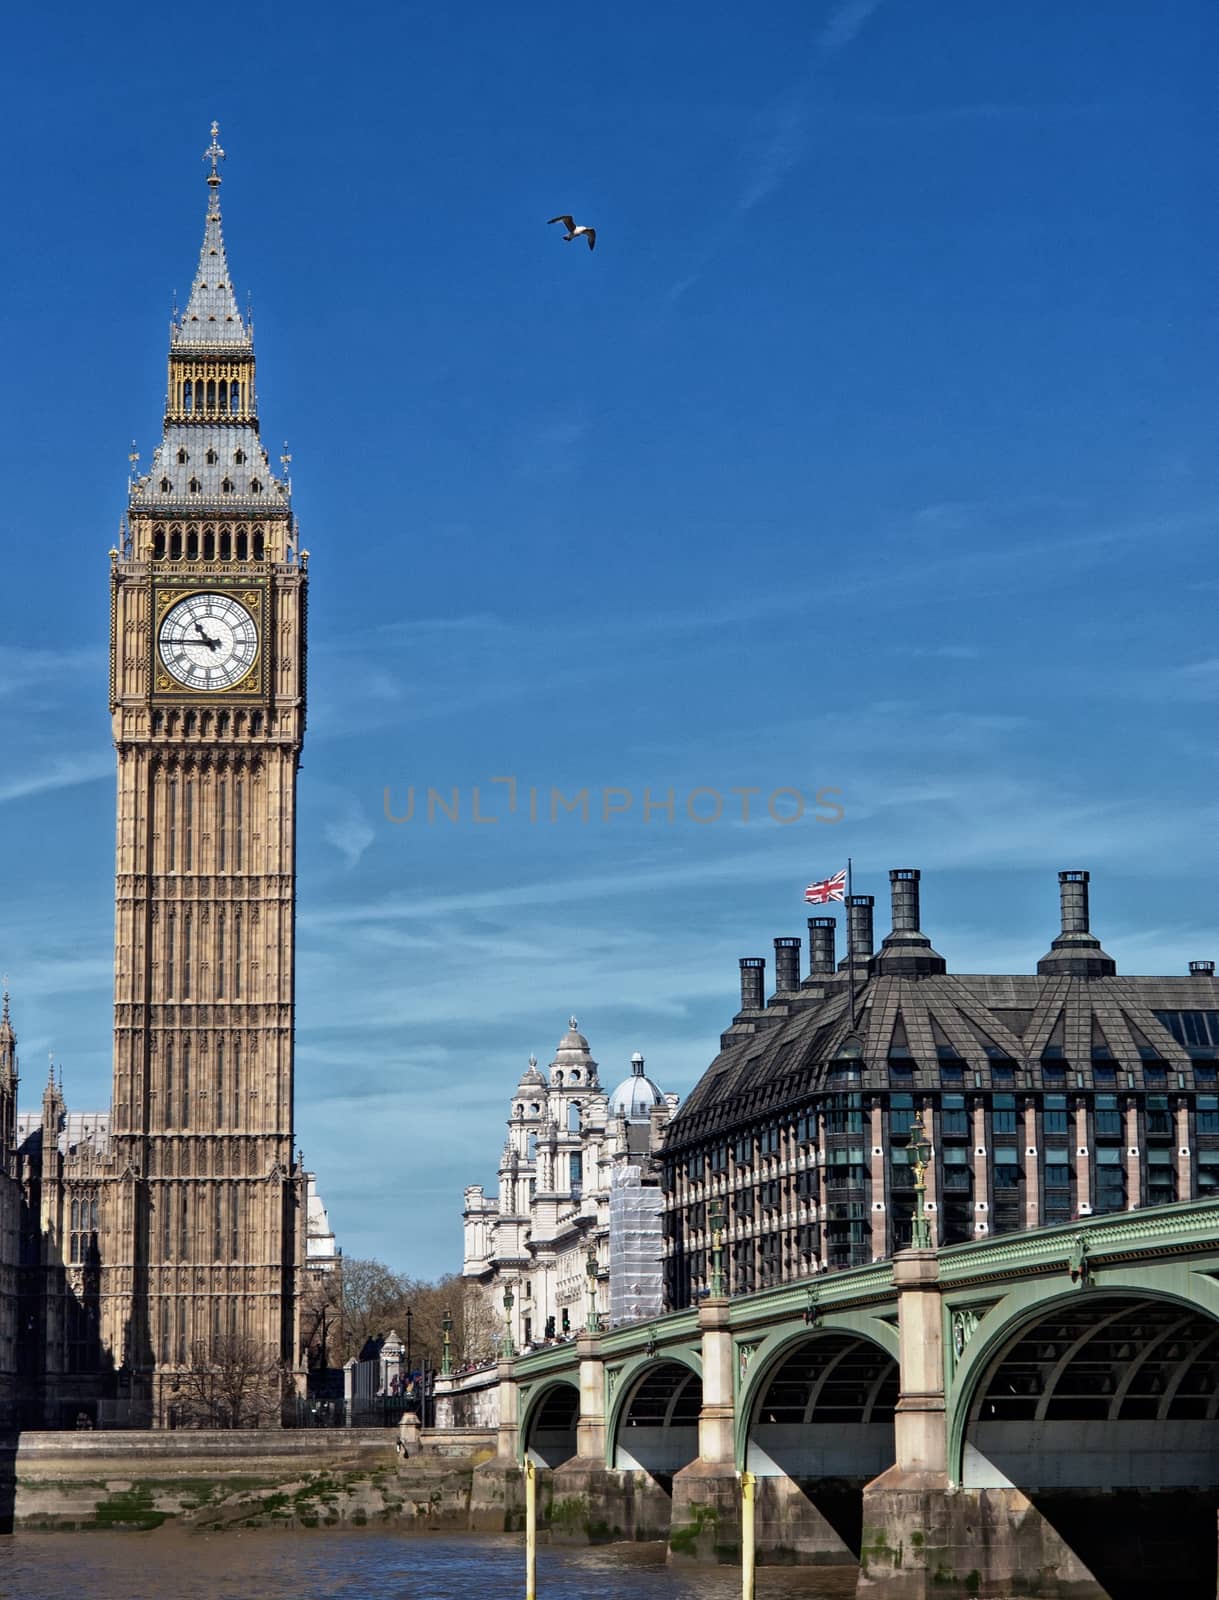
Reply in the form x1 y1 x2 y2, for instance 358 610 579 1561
42 1053 64 1138
0 986 16 1161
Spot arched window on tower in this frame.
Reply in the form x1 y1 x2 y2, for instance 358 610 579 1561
236 530 248 560
252 529 264 559
186 528 199 559
203 528 215 560
177 448 188 465
183 379 192 413
230 380 240 412
568 1103 581 1133
206 378 216 412
234 448 246 465
206 447 218 465
153 529 166 559
222 478 233 494
160 477 172 495
218 380 228 414
189 478 200 495
170 528 183 560
249 478 262 495
220 529 231 561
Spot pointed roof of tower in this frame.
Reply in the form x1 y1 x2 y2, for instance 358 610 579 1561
0 983 12 1043
172 123 250 349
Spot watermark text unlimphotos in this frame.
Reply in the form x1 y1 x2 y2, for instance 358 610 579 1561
383 778 844 826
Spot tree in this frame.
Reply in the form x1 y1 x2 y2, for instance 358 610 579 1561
172 1335 286 1429
338 1256 411 1360
336 1260 497 1370
299 1264 343 1373
460 1281 499 1366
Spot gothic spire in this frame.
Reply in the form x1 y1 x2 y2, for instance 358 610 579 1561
0 983 13 1088
173 122 249 348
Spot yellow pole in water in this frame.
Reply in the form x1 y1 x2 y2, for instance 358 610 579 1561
741 1469 756 1600
525 1455 537 1600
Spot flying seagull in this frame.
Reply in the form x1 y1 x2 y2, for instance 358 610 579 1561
548 215 596 251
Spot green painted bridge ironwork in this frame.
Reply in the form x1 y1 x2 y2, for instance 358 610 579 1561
492 1199 1219 1598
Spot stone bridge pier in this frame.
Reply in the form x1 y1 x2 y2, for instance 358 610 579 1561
546 1332 679 1545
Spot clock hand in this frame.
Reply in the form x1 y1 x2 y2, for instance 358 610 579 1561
171 633 221 651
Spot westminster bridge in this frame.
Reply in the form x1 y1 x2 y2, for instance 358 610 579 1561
467 1199 1219 1599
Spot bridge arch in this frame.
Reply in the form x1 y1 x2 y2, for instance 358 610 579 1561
735 1314 900 1561
949 1270 1219 1600
948 1264 1219 1485
519 1377 580 1467
608 1353 702 1478
734 1308 900 1471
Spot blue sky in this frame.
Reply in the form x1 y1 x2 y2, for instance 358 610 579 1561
0 2 1215 1277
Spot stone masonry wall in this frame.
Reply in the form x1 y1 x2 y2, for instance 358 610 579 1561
3 1430 483 1533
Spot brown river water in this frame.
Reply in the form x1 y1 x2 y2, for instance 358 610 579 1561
0 1530 860 1600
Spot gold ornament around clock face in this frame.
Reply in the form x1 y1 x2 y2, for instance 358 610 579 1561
157 592 259 691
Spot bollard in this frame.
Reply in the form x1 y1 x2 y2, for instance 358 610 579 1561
741 1470 755 1600
525 1455 537 1600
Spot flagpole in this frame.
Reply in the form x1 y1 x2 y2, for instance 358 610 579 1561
846 856 856 1029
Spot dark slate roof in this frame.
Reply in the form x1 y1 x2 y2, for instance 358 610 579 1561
666 961 1219 1150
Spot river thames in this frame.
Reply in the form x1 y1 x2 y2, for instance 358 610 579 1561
1 1530 860 1599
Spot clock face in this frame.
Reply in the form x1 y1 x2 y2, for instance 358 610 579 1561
157 593 258 691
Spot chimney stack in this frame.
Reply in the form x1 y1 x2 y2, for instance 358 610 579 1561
774 937 801 994
1190 960 1216 977
890 868 920 931
739 957 765 1012
877 867 946 975
846 896 874 963
808 916 836 975
1058 869 1090 934
1036 869 1116 978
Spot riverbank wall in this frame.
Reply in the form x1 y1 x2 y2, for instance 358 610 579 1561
2 1427 496 1532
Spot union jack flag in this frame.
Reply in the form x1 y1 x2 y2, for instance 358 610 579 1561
804 868 847 905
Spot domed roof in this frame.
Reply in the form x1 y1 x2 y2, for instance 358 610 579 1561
608 1052 664 1122
549 1016 599 1085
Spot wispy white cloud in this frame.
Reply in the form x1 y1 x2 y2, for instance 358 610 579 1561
736 0 887 215
514 417 588 479
321 795 376 868
0 755 111 805
903 645 982 661
739 96 810 213
0 646 98 698
819 0 886 54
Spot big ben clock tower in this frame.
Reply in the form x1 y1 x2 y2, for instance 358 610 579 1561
109 125 307 1423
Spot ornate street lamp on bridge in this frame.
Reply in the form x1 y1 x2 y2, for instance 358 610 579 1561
502 1282 516 1359
709 1198 726 1298
585 1246 602 1334
908 1110 933 1249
